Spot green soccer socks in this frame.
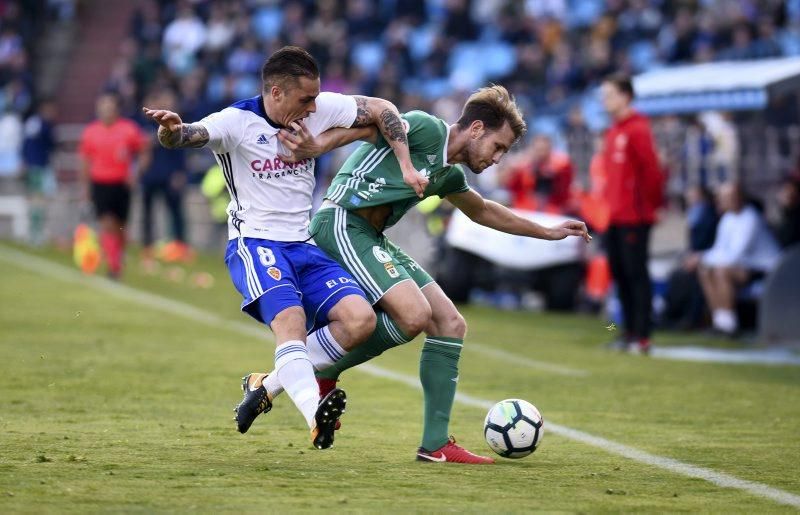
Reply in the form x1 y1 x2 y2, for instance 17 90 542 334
419 336 463 451
316 311 412 380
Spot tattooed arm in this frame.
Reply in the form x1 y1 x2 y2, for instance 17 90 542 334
157 123 209 149
278 120 378 163
351 96 428 197
142 107 210 149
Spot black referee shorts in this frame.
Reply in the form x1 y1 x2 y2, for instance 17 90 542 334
91 182 131 222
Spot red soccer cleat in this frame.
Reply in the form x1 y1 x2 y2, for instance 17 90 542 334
317 377 342 430
416 436 495 464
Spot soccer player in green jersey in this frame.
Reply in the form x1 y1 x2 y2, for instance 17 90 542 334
254 85 590 463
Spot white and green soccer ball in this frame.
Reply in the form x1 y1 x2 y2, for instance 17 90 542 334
484 399 543 459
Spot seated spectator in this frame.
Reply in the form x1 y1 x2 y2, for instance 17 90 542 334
664 185 718 329
162 5 206 75
685 182 781 335
685 185 718 252
775 175 800 249
500 134 574 214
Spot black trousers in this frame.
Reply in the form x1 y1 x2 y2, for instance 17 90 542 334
606 224 653 340
141 182 185 246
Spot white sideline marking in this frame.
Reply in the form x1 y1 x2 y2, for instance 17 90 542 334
652 346 800 366
358 365 800 509
469 343 589 377
2 244 799 509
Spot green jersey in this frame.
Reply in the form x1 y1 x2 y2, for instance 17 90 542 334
325 110 470 229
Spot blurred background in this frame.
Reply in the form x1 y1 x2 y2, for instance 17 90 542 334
1 0 799 347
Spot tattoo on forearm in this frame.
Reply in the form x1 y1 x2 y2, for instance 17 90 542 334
352 96 370 127
351 96 408 146
157 126 179 148
181 124 210 148
158 123 209 149
379 108 408 145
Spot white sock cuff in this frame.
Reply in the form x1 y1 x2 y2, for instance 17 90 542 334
315 326 346 361
274 340 309 370
263 372 283 399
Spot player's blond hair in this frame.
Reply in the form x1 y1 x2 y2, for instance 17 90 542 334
457 85 527 141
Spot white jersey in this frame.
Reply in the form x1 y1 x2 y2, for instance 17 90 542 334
198 92 357 241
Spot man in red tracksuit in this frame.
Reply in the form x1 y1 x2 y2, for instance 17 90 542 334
600 73 664 354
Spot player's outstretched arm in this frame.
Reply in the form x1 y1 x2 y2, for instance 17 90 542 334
447 189 592 242
351 96 428 197
278 122 378 163
142 107 209 149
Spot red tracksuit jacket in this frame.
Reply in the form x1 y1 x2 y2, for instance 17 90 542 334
602 111 664 225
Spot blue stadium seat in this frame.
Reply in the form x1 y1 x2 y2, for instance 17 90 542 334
351 42 385 77
566 0 604 28
251 7 283 42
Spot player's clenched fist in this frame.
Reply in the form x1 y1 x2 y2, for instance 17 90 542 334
401 165 429 198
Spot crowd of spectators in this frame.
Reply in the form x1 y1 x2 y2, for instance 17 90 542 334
0 0 55 179
114 0 799 131
99 0 800 206
8 0 800 328
0 0 78 245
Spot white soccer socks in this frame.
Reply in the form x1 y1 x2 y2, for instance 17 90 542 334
264 326 348 399
273 341 319 428
306 325 348 371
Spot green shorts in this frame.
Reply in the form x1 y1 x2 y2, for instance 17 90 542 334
310 206 434 305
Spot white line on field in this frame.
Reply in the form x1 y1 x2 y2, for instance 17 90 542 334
468 343 589 377
357 364 800 509
2 244 799 509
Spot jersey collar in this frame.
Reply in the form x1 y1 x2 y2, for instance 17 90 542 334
261 100 286 130
442 122 451 166
230 95 284 133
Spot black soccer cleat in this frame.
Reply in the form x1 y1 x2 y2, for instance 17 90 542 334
310 388 346 450
234 373 272 434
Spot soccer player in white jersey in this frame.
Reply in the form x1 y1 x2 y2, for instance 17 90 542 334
143 46 425 449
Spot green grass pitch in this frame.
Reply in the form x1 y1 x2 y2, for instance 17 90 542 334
1 243 799 512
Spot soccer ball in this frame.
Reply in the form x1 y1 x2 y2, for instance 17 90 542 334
484 399 544 458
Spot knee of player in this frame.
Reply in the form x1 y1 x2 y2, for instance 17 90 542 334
269 306 307 339
450 311 468 338
348 308 377 342
401 304 432 337
434 310 467 338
